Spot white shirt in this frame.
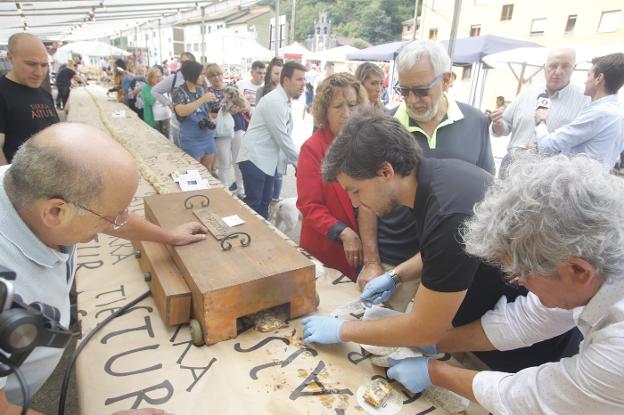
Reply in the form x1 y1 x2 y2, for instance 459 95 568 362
0 166 75 403
473 277 624 414
237 85 298 176
492 82 588 151
536 95 624 173
236 78 263 110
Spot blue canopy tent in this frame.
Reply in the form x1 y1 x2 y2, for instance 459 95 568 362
347 35 542 108
346 35 540 64
345 40 409 62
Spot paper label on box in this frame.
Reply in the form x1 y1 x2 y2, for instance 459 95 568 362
222 215 245 227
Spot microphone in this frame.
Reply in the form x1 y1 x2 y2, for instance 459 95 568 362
536 91 550 110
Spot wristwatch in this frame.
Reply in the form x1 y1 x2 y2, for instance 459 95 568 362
388 268 401 287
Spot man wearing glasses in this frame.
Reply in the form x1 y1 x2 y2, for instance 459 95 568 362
491 48 588 178
0 123 207 412
301 110 582 376
357 40 494 312
384 155 624 414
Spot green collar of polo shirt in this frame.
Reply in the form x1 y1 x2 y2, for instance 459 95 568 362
394 93 464 149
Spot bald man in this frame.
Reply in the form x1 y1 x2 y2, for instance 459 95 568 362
491 47 589 178
0 122 207 413
0 33 59 165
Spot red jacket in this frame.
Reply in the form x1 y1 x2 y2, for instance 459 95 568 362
296 126 358 280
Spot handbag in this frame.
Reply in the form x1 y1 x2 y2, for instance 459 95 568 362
215 107 235 138
153 100 172 121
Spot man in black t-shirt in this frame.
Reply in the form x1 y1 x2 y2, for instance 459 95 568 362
0 33 59 164
301 109 581 373
55 58 86 110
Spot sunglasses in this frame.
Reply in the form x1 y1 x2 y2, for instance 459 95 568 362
394 73 444 97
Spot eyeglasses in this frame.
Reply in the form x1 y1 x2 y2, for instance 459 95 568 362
71 201 129 230
394 73 444 98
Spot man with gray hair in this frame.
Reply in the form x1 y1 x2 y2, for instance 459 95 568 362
384 154 624 414
301 109 580 374
0 33 59 165
357 40 494 311
536 53 624 172
491 47 588 178
0 122 206 412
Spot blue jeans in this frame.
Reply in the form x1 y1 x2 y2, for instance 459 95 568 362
272 172 283 199
239 160 275 219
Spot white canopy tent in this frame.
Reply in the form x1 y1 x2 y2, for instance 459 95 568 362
303 45 361 63
483 44 624 94
56 40 130 61
204 31 273 66
279 41 310 59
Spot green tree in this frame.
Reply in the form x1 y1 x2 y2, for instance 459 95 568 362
259 0 415 45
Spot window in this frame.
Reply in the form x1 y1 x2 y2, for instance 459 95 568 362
193 43 198 51
565 15 577 33
429 28 438 40
470 25 481 36
598 10 622 33
501 4 514 21
530 18 546 35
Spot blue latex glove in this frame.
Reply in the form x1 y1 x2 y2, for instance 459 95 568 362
387 357 432 394
301 316 345 344
360 271 397 306
417 344 438 356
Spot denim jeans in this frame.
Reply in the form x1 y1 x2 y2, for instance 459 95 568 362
239 160 275 219
272 172 283 200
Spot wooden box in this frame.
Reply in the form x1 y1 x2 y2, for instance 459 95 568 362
143 189 316 345
133 239 192 326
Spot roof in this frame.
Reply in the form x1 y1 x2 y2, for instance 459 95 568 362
227 7 271 25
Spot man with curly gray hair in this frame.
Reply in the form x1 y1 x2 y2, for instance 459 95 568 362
386 154 624 414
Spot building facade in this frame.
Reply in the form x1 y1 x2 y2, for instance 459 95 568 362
414 0 623 47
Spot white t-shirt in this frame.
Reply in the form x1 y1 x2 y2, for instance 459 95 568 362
0 165 75 403
236 78 263 110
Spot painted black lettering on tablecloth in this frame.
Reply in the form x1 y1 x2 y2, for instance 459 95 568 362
347 349 372 365
234 336 290 352
94 285 127 307
332 274 352 285
181 358 217 391
172 339 218 392
250 347 318 380
101 316 155 344
105 380 173 409
129 195 146 215
95 305 153 319
76 237 104 271
290 360 353 400
108 237 136 265
169 325 183 343
104 344 162 376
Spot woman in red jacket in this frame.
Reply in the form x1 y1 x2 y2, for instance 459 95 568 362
296 73 368 280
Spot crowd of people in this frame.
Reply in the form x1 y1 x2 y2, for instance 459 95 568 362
0 30 624 414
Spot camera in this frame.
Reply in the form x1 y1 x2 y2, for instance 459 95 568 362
207 101 220 114
198 118 216 130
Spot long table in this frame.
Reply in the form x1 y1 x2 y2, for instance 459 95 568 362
67 87 485 414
